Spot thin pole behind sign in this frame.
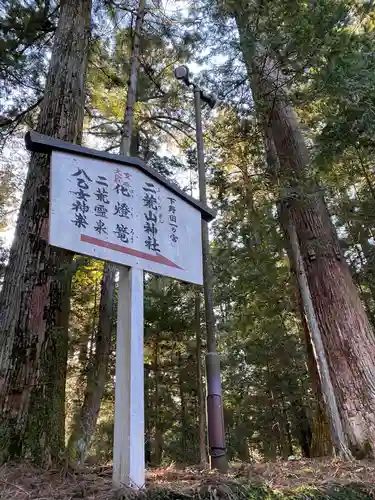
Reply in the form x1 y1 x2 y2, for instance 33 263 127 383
113 266 145 487
193 87 228 472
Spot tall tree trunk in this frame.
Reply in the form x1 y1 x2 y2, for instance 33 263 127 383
67 265 116 464
236 15 375 457
267 106 332 457
195 288 208 467
0 0 91 465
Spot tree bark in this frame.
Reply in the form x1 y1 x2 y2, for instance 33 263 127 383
236 16 375 457
67 264 116 464
264 100 333 458
0 0 91 465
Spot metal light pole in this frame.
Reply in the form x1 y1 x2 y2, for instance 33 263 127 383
174 66 228 472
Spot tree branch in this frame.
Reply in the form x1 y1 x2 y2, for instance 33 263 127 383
152 122 185 149
0 98 43 129
141 114 194 130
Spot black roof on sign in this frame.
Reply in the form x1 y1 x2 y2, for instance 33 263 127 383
25 130 216 222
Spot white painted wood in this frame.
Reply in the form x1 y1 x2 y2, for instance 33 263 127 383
113 266 145 488
49 150 203 284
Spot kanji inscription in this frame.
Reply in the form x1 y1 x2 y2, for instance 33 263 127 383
50 150 203 284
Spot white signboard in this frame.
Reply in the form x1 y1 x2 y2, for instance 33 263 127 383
49 150 203 285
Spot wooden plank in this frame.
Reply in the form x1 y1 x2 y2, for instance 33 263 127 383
113 266 145 488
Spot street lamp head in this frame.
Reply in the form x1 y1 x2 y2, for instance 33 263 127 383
174 65 190 85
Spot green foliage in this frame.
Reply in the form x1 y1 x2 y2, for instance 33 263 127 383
66 258 105 438
86 11 197 156
0 1 58 144
143 276 204 465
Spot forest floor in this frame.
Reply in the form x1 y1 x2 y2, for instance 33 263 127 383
1 459 375 499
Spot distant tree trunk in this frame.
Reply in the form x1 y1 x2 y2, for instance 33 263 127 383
67 264 116 464
87 277 99 361
287 376 313 458
265 365 285 458
298 291 332 457
235 423 250 462
178 352 187 454
195 288 208 467
236 20 375 456
343 220 375 328
120 0 146 155
0 0 91 465
295 403 312 458
145 363 152 465
152 335 163 465
280 392 294 457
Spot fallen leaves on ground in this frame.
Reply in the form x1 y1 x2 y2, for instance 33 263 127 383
0 458 375 499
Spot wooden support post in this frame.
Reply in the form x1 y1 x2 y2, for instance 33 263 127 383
113 266 145 488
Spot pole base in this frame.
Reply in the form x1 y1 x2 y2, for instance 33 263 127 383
211 453 229 473
205 353 228 473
